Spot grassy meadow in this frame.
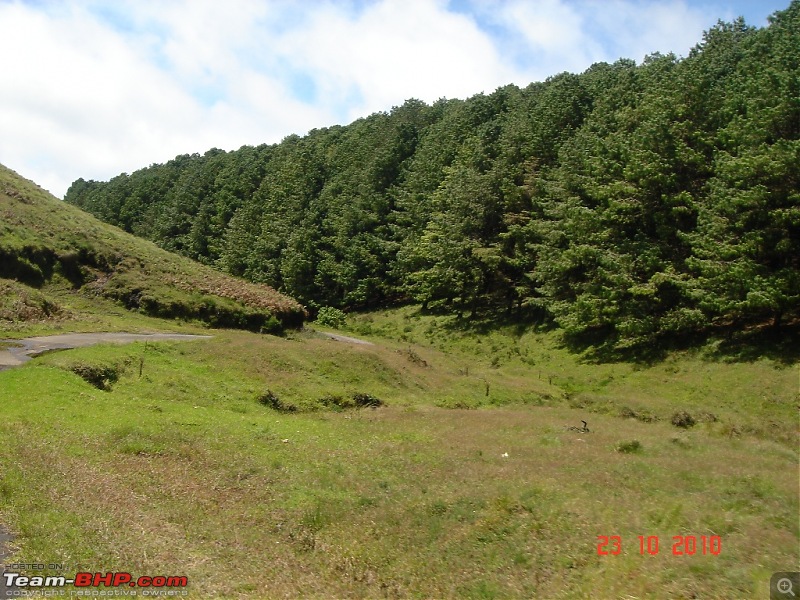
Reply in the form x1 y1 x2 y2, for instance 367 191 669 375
1 305 798 598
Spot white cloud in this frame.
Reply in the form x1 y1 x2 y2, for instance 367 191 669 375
273 0 517 120
498 0 604 73
586 1 710 62
484 0 712 82
0 0 335 196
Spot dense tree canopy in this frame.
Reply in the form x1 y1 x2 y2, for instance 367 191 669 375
66 3 800 351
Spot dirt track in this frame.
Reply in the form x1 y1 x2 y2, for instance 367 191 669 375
317 331 374 345
0 332 213 371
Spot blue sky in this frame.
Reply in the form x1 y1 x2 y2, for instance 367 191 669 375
0 0 791 197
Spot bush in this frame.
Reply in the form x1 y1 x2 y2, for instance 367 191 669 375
257 390 297 412
615 440 642 454
68 362 120 390
319 392 384 410
696 411 718 423
435 397 478 409
319 394 353 410
671 411 696 428
0 282 65 322
619 406 659 423
315 306 347 329
351 393 383 408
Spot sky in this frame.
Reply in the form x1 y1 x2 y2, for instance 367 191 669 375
0 0 791 198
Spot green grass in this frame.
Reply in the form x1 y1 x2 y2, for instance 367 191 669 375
1 317 797 598
344 306 800 444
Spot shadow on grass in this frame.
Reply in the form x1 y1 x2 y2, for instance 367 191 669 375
432 306 555 338
558 327 707 365
553 322 800 366
707 323 800 366
369 303 799 366
434 306 800 367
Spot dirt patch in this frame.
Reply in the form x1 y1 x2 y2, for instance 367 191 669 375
0 342 24 370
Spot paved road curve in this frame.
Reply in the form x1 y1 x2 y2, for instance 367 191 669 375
316 331 374 346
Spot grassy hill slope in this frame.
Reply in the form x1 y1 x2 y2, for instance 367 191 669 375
0 164 305 332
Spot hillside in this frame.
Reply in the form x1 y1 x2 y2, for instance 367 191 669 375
65 3 800 353
0 164 305 332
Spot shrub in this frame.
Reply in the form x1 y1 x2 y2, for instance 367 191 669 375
319 392 384 410
671 411 696 428
315 306 347 329
696 411 718 423
619 406 659 423
257 390 297 412
68 362 120 390
319 394 353 410
351 393 383 408
434 397 478 409
396 347 428 367
670 436 691 448
615 440 642 454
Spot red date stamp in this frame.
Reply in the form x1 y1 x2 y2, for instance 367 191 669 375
597 535 722 556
